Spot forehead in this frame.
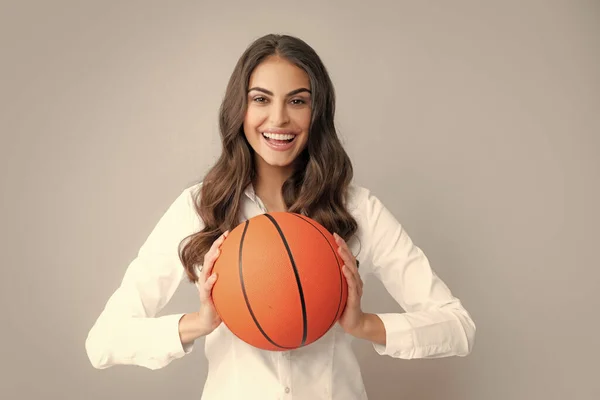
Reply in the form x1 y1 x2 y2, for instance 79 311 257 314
248 56 310 91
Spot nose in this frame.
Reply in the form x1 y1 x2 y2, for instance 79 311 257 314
269 102 290 126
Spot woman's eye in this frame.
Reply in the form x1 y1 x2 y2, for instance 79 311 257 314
290 99 305 105
253 97 267 103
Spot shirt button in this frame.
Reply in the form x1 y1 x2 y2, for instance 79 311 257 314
284 387 290 393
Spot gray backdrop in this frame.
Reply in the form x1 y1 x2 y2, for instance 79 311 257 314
1 0 599 399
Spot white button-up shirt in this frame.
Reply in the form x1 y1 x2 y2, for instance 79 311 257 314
85 182 476 399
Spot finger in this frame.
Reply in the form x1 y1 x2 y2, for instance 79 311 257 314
204 273 218 291
357 275 363 297
336 245 360 284
336 244 356 272
203 231 230 276
343 262 363 299
352 270 362 298
334 234 358 269
334 232 353 258
209 230 229 254
343 265 359 303
200 273 218 301
203 248 221 278
207 230 229 255
342 265 353 289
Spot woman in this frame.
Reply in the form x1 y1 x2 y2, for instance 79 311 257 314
86 34 476 399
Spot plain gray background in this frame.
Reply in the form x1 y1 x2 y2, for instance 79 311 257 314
1 0 599 399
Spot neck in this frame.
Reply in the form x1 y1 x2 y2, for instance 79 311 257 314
253 163 292 196
252 156 294 201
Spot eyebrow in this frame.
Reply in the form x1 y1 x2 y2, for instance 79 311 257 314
248 87 311 96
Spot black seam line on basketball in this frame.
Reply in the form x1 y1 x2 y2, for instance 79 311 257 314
263 213 308 347
239 219 293 350
290 213 344 331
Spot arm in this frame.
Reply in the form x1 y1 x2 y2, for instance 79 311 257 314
178 311 210 345
363 190 476 359
85 187 201 370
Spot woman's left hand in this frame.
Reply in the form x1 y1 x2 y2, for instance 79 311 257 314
333 232 365 336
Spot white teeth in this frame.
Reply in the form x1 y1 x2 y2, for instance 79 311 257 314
262 132 295 141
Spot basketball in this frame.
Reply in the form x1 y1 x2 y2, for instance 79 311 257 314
211 212 348 351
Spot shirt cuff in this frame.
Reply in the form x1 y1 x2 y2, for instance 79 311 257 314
158 313 195 359
372 313 415 358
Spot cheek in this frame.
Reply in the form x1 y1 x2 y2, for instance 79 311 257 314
244 107 266 128
293 109 312 130
297 137 309 152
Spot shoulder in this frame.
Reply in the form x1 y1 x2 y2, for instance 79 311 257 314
179 181 203 205
345 182 380 218
345 182 401 241
183 180 203 195
344 183 409 269
161 181 203 228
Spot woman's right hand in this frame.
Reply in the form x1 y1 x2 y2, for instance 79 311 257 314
178 230 229 345
195 230 229 336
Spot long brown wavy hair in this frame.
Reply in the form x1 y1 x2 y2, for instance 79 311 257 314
179 34 358 283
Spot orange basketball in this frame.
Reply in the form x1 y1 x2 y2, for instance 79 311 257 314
211 212 347 351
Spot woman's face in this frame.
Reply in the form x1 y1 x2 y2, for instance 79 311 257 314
243 56 311 170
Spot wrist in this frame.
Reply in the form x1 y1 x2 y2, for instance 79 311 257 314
351 313 386 346
179 312 208 344
352 312 371 338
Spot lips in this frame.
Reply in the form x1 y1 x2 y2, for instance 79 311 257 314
261 131 298 151
261 128 299 135
262 132 295 142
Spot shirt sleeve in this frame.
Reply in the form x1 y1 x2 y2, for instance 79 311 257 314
362 190 476 359
85 186 201 370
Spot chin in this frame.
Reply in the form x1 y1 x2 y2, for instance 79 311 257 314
258 153 297 168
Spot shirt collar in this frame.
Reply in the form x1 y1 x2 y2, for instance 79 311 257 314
243 182 270 213
243 182 256 201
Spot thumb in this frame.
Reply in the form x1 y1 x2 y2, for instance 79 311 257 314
205 273 218 289
201 273 218 301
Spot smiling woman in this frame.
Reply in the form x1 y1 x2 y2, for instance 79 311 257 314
183 34 356 234
243 56 312 169
85 33 476 400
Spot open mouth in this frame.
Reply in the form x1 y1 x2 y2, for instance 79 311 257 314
261 132 297 144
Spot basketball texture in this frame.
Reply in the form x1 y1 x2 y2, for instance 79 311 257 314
211 212 347 351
